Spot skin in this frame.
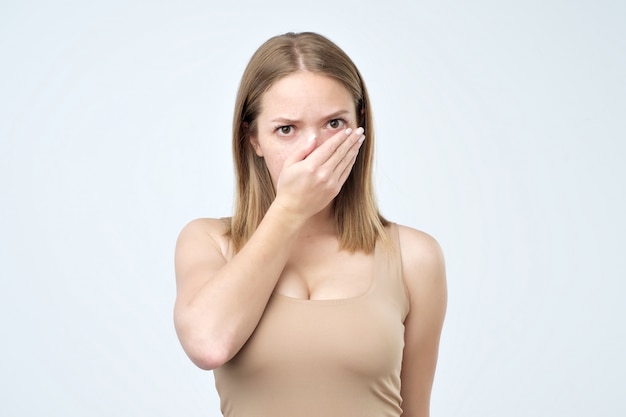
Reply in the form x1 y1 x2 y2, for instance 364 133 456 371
174 71 447 417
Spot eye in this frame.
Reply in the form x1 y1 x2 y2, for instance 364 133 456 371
327 119 345 129
276 125 295 136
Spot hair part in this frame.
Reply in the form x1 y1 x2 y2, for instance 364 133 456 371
229 32 388 253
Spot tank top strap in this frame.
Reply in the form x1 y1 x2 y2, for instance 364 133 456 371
373 222 410 320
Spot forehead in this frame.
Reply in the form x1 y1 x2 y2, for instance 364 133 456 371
259 71 355 116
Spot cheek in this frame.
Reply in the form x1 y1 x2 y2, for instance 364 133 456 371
263 147 291 181
318 131 335 144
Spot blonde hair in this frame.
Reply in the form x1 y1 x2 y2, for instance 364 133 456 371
229 32 388 253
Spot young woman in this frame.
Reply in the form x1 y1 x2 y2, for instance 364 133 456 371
174 32 447 417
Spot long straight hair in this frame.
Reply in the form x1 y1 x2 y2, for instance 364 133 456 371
229 32 388 253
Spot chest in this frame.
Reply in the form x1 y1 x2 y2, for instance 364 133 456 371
274 245 375 301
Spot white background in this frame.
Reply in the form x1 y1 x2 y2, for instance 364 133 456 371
1 1 624 416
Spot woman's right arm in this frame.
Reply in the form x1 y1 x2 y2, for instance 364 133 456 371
173 206 306 370
173 127 365 370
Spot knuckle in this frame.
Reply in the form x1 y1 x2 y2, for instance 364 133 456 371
316 169 330 183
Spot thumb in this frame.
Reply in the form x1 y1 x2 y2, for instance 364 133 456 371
284 134 317 165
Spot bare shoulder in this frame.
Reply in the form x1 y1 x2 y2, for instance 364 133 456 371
396 224 445 271
176 217 231 256
395 224 447 298
174 217 232 287
178 217 230 237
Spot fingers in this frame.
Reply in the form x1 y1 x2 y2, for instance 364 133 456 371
335 132 364 184
305 127 364 169
313 127 365 184
330 127 365 177
284 133 318 166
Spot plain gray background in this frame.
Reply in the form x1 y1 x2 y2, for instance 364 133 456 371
1 0 624 415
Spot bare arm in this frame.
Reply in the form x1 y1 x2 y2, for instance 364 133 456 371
174 208 305 370
173 127 365 370
399 226 448 417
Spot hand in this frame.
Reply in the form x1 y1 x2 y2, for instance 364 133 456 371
274 127 366 221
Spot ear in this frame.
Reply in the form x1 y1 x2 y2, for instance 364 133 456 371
358 102 366 126
244 122 264 157
249 135 264 157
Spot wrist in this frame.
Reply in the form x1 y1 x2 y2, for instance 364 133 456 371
265 201 308 232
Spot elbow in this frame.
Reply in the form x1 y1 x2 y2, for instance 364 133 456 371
175 320 233 370
186 341 231 371
174 331 232 370
174 306 239 370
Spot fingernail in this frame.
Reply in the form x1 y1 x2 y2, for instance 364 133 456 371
355 127 364 136
344 128 353 136
358 134 365 143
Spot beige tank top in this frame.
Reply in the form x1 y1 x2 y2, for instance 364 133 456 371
214 223 409 417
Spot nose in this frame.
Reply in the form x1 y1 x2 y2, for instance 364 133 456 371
303 128 332 147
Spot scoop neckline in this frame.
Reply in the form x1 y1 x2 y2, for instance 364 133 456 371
270 238 381 305
268 223 396 305
270 276 377 304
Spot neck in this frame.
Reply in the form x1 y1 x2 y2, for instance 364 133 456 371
298 204 336 238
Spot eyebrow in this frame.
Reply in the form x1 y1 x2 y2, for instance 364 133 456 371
270 110 351 124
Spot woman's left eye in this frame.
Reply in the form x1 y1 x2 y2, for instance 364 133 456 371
327 119 345 129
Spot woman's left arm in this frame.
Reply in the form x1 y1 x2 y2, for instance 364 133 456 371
398 226 448 417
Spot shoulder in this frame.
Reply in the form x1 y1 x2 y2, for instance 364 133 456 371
176 217 232 260
394 224 447 303
396 224 445 271
178 217 231 236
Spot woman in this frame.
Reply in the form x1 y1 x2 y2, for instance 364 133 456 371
174 32 447 417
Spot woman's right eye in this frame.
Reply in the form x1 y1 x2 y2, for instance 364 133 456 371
277 125 294 136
